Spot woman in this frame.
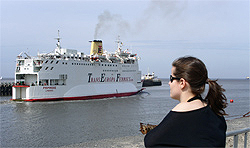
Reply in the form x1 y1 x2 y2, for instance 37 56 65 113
144 56 227 147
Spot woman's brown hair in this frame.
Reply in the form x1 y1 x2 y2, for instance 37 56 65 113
172 56 227 116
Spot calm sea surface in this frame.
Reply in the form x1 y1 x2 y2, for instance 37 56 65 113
0 79 249 147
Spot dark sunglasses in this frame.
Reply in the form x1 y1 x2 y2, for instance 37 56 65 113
170 75 181 83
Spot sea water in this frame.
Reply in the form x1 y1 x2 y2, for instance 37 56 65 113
0 79 249 147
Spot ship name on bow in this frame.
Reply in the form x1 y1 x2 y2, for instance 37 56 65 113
88 73 133 83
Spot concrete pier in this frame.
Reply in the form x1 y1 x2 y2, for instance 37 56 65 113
0 82 13 96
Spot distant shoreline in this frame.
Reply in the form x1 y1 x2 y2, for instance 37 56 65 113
0 78 15 80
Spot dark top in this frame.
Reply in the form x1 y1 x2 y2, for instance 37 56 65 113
144 105 227 147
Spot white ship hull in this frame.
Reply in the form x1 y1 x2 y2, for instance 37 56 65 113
13 82 141 102
12 36 142 101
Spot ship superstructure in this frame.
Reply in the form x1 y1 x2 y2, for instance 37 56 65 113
12 34 142 101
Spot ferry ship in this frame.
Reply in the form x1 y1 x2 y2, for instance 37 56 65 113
11 34 142 101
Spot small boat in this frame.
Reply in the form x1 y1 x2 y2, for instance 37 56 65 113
141 72 162 87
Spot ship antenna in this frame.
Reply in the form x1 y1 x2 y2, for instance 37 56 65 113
115 35 122 53
55 30 61 49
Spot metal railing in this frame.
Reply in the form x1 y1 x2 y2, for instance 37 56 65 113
226 128 250 148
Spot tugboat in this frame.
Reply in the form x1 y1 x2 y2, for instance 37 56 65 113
11 32 142 101
141 72 162 87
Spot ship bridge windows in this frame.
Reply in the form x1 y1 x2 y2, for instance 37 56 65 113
123 60 135 64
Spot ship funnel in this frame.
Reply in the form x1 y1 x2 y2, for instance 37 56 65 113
89 40 103 55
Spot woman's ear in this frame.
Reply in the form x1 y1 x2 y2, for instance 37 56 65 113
179 78 187 89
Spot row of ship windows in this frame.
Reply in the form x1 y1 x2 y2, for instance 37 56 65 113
103 70 119 72
20 67 129 72
44 60 60 64
122 70 136 72
44 67 121 73
43 64 118 71
44 66 120 73
71 63 118 67
45 67 54 70
44 60 132 67
44 67 120 72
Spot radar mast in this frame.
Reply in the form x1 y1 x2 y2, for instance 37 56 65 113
115 35 123 53
55 30 61 49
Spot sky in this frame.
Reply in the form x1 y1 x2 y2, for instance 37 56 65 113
1 0 249 79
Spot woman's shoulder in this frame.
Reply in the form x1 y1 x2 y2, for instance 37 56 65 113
172 101 207 112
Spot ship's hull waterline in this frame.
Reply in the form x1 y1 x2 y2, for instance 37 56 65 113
11 89 143 102
11 83 143 102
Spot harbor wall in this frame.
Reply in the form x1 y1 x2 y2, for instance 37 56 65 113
0 82 14 96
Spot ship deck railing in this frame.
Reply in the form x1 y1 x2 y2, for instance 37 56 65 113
13 83 67 87
226 128 250 148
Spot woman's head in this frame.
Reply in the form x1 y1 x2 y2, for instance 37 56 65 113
171 56 227 116
172 56 208 96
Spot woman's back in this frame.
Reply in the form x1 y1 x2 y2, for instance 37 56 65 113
144 106 227 147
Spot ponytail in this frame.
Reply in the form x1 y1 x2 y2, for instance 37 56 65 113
205 79 227 116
